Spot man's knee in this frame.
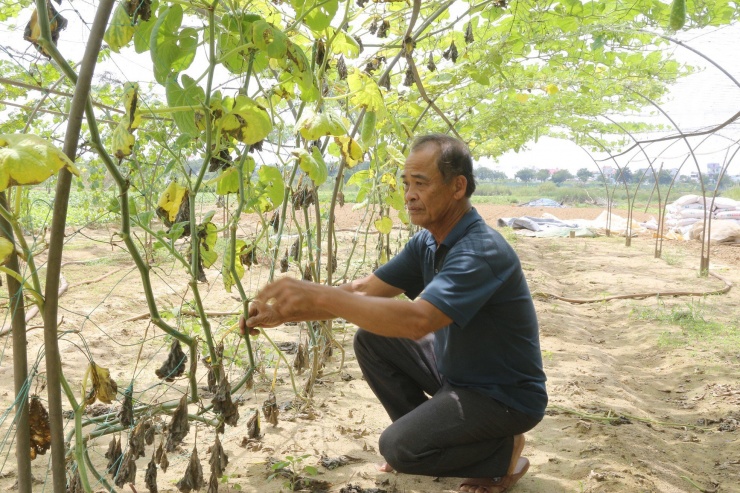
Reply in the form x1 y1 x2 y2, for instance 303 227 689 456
379 425 420 473
353 327 378 360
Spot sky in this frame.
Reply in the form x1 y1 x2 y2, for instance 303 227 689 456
482 23 740 177
2 3 739 178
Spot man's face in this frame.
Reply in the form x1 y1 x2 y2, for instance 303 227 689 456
401 144 459 230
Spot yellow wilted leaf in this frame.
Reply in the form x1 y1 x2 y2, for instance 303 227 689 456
0 134 79 192
112 83 141 159
0 237 14 264
515 93 529 103
374 216 393 235
157 182 188 223
334 136 363 167
112 120 135 159
348 69 385 114
82 362 118 405
545 84 559 95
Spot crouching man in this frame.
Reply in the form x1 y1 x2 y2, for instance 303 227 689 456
245 134 547 493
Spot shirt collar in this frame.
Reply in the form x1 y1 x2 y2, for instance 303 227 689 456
424 207 483 250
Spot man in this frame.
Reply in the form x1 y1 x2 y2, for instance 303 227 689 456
245 134 547 493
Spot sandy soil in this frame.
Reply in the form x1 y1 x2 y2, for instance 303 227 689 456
1 203 739 493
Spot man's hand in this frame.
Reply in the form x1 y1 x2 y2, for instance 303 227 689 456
239 314 260 336
245 278 326 329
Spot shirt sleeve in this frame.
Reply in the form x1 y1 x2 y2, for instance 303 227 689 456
373 233 426 299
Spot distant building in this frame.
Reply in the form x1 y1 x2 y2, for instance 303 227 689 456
602 165 616 179
707 162 721 177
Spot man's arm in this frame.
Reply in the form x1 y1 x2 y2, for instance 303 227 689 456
245 274 452 340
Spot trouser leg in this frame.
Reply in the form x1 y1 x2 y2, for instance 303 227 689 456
378 382 541 478
353 329 441 421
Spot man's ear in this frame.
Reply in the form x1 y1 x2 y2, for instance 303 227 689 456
453 176 467 199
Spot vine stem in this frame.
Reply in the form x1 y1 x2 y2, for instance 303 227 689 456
0 192 32 493
35 0 115 490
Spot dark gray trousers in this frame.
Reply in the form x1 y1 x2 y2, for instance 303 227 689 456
353 328 541 478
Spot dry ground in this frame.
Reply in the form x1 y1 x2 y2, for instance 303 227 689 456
1 204 738 493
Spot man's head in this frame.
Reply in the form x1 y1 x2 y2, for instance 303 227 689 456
410 134 476 197
402 134 474 239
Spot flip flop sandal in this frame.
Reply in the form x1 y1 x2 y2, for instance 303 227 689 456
458 457 530 493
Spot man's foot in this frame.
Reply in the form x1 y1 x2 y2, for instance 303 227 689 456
458 458 529 493
459 434 528 493
377 462 394 473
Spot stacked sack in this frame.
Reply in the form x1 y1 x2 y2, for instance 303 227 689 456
663 194 740 242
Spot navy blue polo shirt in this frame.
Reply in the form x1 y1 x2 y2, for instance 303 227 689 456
374 208 547 419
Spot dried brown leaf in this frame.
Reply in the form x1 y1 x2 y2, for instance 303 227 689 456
465 22 474 44
247 409 261 439
105 436 122 475
209 434 229 477
427 52 437 72
155 340 187 382
118 386 133 427
129 419 151 458
212 371 240 428
114 450 136 487
145 454 158 493
262 392 279 427
176 446 205 492
29 396 51 460
165 394 190 452
320 454 363 470
293 343 309 374
66 466 83 493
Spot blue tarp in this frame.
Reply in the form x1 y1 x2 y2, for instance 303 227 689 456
519 198 563 207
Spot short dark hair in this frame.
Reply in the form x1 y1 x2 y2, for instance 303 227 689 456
410 134 476 197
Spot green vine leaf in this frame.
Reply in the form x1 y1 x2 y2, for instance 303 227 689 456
293 0 338 32
104 2 135 53
221 95 273 145
198 222 218 268
293 145 328 186
252 19 288 59
222 239 246 293
0 237 13 265
218 13 262 74
133 0 159 53
249 165 284 213
330 28 361 58
166 74 204 137
209 156 256 195
296 110 348 140
0 134 80 192
150 4 198 84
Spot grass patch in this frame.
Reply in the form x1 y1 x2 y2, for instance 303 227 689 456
632 300 740 352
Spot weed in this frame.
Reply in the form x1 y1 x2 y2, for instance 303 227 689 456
661 249 682 266
632 300 739 352
268 454 318 491
499 227 518 246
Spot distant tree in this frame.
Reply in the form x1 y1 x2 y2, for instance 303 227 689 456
657 169 673 185
576 168 592 182
490 170 508 181
551 169 573 185
536 169 551 182
475 167 500 182
615 167 635 184
515 168 537 182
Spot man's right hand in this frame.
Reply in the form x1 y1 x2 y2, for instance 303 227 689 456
239 313 261 336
